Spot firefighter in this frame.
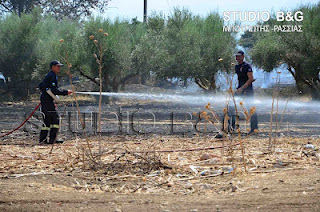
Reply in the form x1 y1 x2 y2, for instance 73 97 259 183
38 60 72 144
234 50 258 133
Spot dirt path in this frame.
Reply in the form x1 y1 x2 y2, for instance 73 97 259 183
0 164 319 211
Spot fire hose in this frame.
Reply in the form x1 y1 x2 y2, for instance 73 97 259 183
0 102 41 138
0 89 68 139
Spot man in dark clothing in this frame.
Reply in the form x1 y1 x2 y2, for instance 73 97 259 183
38 60 72 144
234 50 258 133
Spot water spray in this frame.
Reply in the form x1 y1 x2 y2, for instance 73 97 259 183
73 91 320 117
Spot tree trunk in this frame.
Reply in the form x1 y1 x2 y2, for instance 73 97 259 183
303 73 320 100
310 85 320 100
103 72 109 91
183 79 188 87
140 73 148 85
8 79 34 99
288 66 320 100
295 77 307 94
209 75 216 93
111 76 120 92
287 65 309 95
195 75 217 93
293 67 307 94
120 73 139 89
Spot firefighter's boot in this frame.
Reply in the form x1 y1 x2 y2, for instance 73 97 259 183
48 124 59 144
39 127 49 143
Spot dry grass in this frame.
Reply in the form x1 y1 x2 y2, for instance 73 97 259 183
0 135 319 194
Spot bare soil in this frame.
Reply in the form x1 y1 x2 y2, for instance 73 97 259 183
0 134 319 212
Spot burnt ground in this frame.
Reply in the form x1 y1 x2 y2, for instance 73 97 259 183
1 97 320 138
0 98 320 211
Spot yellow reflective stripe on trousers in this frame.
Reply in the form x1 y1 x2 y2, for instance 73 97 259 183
41 127 50 130
50 124 60 129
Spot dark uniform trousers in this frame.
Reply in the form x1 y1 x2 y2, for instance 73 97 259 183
39 100 60 143
223 91 258 133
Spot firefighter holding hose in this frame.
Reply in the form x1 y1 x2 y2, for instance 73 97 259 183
38 60 72 144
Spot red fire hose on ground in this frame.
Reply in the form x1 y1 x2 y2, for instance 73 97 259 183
0 102 41 138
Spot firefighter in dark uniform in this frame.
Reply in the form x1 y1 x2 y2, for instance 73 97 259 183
219 51 258 137
234 50 258 133
38 60 72 144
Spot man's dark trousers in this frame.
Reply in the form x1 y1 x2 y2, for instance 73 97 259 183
222 92 258 133
39 99 60 144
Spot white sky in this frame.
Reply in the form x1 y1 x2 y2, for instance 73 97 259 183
100 0 319 22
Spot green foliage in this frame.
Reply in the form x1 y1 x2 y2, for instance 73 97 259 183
34 16 81 78
0 10 41 97
244 3 320 99
239 31 256 49
0 8 237 99
199 12 235 76
250 34 282 72
81 18 145 91
131 9 236 90
0 0 111 20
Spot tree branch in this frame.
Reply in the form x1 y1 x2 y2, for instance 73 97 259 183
77 68 99 86
195 78 209 90
303 78 320 91
303 78 313 88
0 1 12 12
287 65 295 78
